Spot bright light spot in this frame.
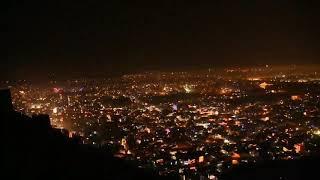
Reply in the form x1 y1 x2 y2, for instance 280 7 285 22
248 78 261 81
53 87 62 93
291 95 302 101
294 143 304 153
220 149 228 154
199 156 204 163
313 129 320 136
31 104 42 109
53 107 58 114
173 104 178 111
283 147 291 152
220 88 232 94
232 159 239 165
145 127 151 133
259 82 272 89
208 175 218 180
183 84 192 93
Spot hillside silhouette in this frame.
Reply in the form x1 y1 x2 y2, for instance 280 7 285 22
2 89 165 180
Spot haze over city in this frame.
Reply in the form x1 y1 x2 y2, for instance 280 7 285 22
6 1 320 80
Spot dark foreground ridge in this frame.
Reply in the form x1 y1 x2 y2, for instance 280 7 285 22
2 89 166 180
2 88 320 180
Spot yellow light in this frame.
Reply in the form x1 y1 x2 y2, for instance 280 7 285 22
291 95 301 101
220 88 232 94
313 130 320 136
283 147 291 152
184 84 192 93
199 156 204 163
259 82 272 89
248 78 261 81
232 159 239 165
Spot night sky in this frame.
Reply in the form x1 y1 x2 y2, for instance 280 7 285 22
5 1 320 80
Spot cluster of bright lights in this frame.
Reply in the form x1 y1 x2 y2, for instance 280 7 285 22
183 84 193 93
313 129 320 136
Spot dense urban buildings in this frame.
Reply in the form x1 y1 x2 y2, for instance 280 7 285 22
3 65 320 179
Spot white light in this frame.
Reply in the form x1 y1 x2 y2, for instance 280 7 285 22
209 175 217 180
53 107 58 114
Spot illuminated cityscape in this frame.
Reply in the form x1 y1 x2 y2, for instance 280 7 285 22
5 1 320 179
4 65 320 179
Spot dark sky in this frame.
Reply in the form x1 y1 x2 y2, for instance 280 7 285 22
5 0 320 80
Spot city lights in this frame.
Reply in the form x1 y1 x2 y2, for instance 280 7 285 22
6 65 320 179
